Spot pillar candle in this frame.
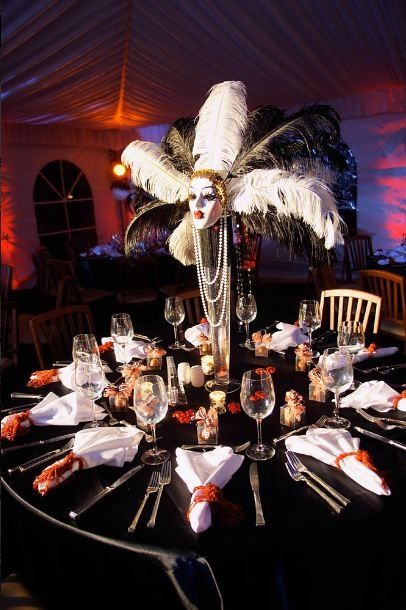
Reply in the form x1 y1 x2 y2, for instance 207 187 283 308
190 365 205 388
177 362 191 385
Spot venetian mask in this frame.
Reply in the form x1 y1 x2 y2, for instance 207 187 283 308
188 176 223 229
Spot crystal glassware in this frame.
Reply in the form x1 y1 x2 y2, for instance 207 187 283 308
110 313 134 372
320 347 353 429
75 357 106 428
337 320 365 389
72 333 99 363
298 299 322 358
236 293 257 349
240 369 275 460
133 374 170 465
164 297 185 350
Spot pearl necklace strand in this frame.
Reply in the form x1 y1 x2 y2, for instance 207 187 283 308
193 216 229 327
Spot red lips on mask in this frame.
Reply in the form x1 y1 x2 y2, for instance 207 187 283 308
194 210 204 219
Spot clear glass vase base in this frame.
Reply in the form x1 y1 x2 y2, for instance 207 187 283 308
204 378 241 393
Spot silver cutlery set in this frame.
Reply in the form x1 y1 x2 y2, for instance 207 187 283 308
128 461 172 532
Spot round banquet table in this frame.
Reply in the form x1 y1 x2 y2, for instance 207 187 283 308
2 329 406 610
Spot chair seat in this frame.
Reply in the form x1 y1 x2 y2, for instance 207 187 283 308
380 318 406 339
1 573 44 610
116 290 159 305
79 287 114 303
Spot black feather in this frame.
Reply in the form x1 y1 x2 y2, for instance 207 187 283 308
231 105 341 176
125 200 189 256
161 117 196 173
240 209 335 267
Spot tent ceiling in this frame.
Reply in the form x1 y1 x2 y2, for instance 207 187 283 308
2 0 405 131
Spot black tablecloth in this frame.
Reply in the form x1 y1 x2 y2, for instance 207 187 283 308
2 328 406 610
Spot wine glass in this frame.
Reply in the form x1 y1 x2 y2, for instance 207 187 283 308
133 374 169 465
320 347 353 429
240 369 275 460
236 293 257 349
337 320 365 389
72 333 99 364
298 299 322 358
75 357 106 428
110 313 134 371
164 297 185 349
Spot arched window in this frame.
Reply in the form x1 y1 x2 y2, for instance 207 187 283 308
33 160 97 258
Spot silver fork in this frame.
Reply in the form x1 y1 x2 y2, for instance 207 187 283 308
355 363 406 375
286 451 351 507
273 415 327 444
128 471 159 533
285 463 343 514
356 408 406 430
147 461 172 528
102 401 120 426
8 438 75 475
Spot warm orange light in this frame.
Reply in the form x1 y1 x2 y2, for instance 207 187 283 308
113 162 126 177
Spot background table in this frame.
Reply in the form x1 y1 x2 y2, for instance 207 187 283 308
2 329 406 610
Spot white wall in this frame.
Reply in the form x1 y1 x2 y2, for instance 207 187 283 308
2 143 121 288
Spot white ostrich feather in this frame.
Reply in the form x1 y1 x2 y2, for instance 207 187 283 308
168 212 196 265
229 169 344 249
193 81 248 179
121 141 189 203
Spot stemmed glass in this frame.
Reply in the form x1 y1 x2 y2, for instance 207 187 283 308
337 320 365 390
75 357 106 428
133 374 169 465
320 347 353 429
240 369 275 460
72 333 99 364
298 299 322 358
236 293 257 349
110 313 134 371
164 297 185 350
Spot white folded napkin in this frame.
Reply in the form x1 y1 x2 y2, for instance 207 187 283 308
58 362 111 391
271 322 308 351
175 447 244 533
286 428 390 495
102 337 147 363
340 380 400 412
352 346 398 364
34 426 144 495
184 323 210 346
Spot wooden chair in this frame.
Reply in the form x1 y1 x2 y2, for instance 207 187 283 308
1 264 13 300
1 301 19 368
178 287 203 325
360 269 406 351
116 257 159 306
309 264 338 298
29 304 95 368
320 288 382 335
342 234 373 282
46 258 114 306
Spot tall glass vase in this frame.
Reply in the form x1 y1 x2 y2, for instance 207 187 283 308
199 223 240 393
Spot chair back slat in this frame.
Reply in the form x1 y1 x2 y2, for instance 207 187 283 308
29 305 95 368
320 288 382 335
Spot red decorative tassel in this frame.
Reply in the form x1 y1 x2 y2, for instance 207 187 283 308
187 483 243 526
33 452 83 496
1 411 32 441
27 369 59 388
335 449 389 492
393 390 406 409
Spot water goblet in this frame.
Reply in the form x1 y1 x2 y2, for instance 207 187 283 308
337 320 365 389
164 297 185 350
75 357 107 428
110 313 134 372
133 375 170 465
320 347 353 429
298 299 321 358
236 293 257 349
72 333 99 364
240 369 275 460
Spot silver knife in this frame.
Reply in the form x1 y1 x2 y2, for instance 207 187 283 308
354 427 406 451
249 462 265 527
2 433 77 455
180 442 250 454
69 463 145 520
1 403 39 415
10 393 44 400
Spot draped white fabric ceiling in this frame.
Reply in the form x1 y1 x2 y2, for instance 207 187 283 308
3 0 405 131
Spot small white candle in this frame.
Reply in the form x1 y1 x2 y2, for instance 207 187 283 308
177 362 191 385
190 365 205 388
201 355 214 375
